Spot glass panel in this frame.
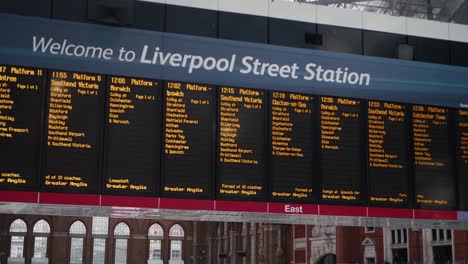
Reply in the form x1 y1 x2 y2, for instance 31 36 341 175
70 221 86 235
33 219 50 233
149 240 162 260
391 230 395 244
392 248 408 263
432 229 438 241
447 230 452 241
10 219 27 233
93 238 106 264
433 245 452 262
148 223 163 237
169 224 184 237
92 217 109 235
403 229 407 244
439 229 445 241
170 240 182 260
397 229 402 243
70 238 84 264
114 223 130 236
33 236 48 258
115 238 127 264
10 236 24 257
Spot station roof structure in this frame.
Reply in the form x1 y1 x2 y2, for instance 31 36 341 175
292 0 468 24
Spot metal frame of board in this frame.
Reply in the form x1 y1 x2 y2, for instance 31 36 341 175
1 191 468 230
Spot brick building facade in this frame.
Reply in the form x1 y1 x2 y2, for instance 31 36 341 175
2 214 468 263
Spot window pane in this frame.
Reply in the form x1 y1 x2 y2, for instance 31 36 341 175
391 230 395 244
93 238 106 264
403 229 407 244
432 229 437 241
10 219 27 233
114 223 130 236
148 224 163 237
447 230 452 241
10 236 24 257
70 221 86 235
397 229 402 243
70 238 84 264
149 240 162 260
33 237 48 258
92 217 109 235
115 239 128 264
171 240 182 260
439 229 445 241
169 224 184 237
33 220 50 233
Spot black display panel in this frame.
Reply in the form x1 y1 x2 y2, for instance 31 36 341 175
456 109 468 210
162 81 215 199
367 101 410 207
0 65 45 191
41 70 105 194
320 96 364 204
103 76 161 196
412 105 456 209
217 86 267 201
270 91 316 203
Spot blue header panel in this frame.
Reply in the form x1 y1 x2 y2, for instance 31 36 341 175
0 14 467 108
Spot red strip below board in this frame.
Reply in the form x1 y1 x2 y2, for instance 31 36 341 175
319 205 367 217
414 209 457 220
0 191 38 203
367 207 413 219
215 200 268 213
268 202 318 215
159 198 214 211
101 195 158 208
39 193 100 206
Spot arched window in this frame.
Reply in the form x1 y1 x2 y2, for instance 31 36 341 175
32 219 50 259
70 221 86 264
148 223 164 262
169 224 184 262
114 222 130 264
9 219 27 259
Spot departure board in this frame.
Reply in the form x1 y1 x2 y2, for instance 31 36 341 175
103 76 161 196
270 91 316 202
320 96 363 204
217 86 267 201
367 101 409 207
456 109 468 210
162 81 215 199
41 70 105 194
412 105 455 209
0 65 45 191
